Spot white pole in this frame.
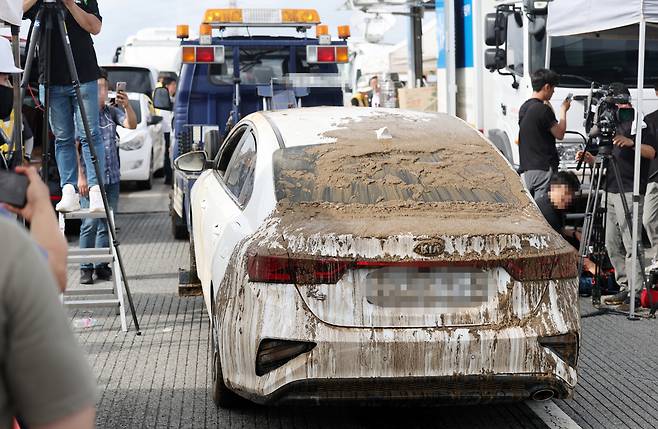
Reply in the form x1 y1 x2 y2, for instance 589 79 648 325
445 0 457 116
630 16 646 318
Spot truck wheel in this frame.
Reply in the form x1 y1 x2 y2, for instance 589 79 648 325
211 320 242 408
171 207 188 240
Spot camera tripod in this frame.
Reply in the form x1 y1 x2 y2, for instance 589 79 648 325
578 144 656 318
20 0 141 333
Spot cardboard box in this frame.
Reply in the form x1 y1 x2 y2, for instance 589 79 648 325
398 86 437 112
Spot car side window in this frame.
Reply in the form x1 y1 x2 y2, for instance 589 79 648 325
223 132 257 205
215 126 247 176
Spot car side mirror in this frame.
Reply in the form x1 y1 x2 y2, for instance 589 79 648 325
153 87 173 111
147 115 163 126
485 48 507 71
174 151 211 173
485 12 507 47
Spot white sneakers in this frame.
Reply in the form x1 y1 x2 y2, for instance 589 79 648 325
89 185 104 212
55 184 104 213
55 184 80 213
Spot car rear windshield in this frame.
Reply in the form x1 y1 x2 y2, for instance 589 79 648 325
273 145 512 205
209 47 338 86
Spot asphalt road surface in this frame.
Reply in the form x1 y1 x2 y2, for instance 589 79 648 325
62 180 657 428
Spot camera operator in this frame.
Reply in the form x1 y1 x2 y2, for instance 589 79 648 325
577 83 658 306
23 0 105 213
519 69 570 200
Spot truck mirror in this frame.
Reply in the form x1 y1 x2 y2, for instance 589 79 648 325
174 151 210 173
153 87 173 111
485 48 507 71
523 0 551 16
485 12 507 47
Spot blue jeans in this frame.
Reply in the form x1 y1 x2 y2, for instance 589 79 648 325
42 81 105 188
79 182 120 270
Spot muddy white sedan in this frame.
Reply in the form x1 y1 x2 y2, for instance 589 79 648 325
175 107 580 407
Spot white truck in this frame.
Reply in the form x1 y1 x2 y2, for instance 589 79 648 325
113 27 182 76
482 0 658 169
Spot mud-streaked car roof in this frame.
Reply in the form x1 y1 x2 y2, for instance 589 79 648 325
259 107 453 148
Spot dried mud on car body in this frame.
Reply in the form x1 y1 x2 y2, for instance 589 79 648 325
213 111 580 402
268 112 569 259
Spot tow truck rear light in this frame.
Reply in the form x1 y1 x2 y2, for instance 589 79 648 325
182 46 225 64
338 25 351 40
204 8 320 27
306 46 349 64
176 24 189 39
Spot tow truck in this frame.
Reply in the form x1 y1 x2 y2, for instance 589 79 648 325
160 8 349 240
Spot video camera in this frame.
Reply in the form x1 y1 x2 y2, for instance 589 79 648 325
584 84 635 150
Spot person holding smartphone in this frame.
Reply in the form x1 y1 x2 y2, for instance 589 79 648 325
23 0 105 213
518 69 571 200
77 69 136 284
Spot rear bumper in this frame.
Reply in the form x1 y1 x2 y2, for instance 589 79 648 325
218 278 580 404
254 375 572 405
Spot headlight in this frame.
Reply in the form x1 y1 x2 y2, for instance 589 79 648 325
119 135 145 151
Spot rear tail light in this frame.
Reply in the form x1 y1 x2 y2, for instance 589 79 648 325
247 254 350 284
181 45 225 64
538 332 579 367
255 339 316 376
503 253 578 281
247 251 578 284
306 45 349 64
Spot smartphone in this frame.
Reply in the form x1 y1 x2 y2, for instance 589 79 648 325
116 82 127 93
0 169 29 209
566 93 574 102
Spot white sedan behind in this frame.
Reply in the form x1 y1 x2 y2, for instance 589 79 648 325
118 92 165 189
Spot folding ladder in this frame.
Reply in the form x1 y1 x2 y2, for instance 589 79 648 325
59 209 128 332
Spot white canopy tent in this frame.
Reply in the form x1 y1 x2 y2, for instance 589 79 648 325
547 0 658 317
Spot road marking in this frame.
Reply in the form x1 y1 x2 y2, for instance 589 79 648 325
526 400 582 429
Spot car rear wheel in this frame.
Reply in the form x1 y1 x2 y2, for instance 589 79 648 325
211 319 242 408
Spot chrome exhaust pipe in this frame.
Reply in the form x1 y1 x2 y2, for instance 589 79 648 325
532 389 555 401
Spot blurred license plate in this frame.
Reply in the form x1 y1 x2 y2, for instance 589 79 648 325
364 266 490 309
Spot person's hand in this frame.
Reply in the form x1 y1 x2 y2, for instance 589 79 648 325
78 173 89 198
576 150 595 166
61 0 76 9
613 134 634 148
1 166 52 222
561 98 572 113
116 91 130 109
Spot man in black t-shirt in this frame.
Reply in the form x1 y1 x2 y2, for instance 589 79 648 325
578 83 658 305
519 69 570 200
23 0 106 213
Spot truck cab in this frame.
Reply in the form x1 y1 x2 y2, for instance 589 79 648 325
483 0 658 170
168 8 348 239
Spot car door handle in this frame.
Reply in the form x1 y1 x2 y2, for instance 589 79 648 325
212 224 221 236
200 200 207 210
